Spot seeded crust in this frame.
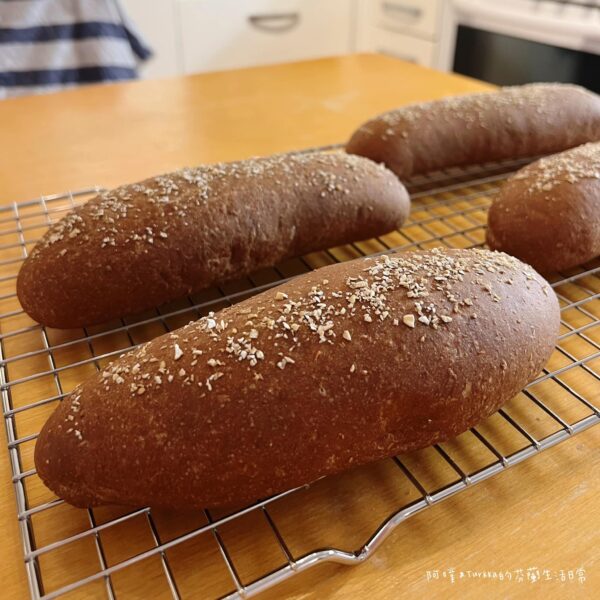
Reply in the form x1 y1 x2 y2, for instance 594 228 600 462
346 83 600 179
487 142 600 273
34 248 559 510
17 152 409 328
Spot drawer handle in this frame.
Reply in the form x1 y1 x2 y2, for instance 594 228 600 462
248 13 301 33
381 2 422 22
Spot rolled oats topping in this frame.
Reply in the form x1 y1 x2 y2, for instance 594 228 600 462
88 248 533 408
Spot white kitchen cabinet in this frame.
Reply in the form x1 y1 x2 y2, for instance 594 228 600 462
119 0 181 79
119 0 443 79
177 0 355 74
370 0 442 40
357 0 444 68
365 27 438 66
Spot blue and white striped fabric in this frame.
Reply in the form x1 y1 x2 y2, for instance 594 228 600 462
0 0 151 98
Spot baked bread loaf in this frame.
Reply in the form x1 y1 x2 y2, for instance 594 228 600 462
487 143 600 273
17 152 409 328
346 83 600 179
35 248 559 510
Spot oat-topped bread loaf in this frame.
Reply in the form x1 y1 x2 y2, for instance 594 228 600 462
487 142 600 273
17 152 409 328
346 83 600 179
35 248 559 510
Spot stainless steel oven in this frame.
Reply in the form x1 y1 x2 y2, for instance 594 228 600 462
439 0 600 91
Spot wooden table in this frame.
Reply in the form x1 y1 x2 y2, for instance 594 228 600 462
0 54 598 600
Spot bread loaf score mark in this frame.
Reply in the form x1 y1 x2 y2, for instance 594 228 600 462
18 152 409 328
35 248 559 509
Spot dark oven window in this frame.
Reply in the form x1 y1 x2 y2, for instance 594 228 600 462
453 25 600 93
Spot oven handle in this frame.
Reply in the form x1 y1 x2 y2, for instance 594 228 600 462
453 0 600 41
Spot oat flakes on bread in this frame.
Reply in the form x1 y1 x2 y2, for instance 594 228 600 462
347 83 600 179
487 142 600 273
35 248 559 510
18 152 409 328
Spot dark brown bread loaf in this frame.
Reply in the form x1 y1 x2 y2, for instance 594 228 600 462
487 143 600 273
35 248 559 510
17 152 409 328
346 84 600 179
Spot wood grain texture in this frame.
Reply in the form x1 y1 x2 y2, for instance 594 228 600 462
0 54 491 203
261 426 600 600
0 55 598 600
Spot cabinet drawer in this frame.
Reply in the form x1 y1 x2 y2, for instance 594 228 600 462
370 28 438 67
372 0 441 40
178 0 353 74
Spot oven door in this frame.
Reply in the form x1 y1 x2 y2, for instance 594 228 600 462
445 0 600 92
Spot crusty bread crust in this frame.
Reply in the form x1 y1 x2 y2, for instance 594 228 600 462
17 152 409 328
346 84 600 179
487 142 600 273
35 248 559 510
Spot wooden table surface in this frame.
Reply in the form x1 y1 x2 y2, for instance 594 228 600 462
0 54 598 600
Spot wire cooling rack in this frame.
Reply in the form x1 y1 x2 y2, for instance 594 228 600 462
1 152 599 599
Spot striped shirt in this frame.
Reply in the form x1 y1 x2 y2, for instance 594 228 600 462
0 0 151 98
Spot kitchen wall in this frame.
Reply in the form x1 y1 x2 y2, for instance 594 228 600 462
121 0 448 79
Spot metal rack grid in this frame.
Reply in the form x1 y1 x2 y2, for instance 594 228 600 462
1 154 599 599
